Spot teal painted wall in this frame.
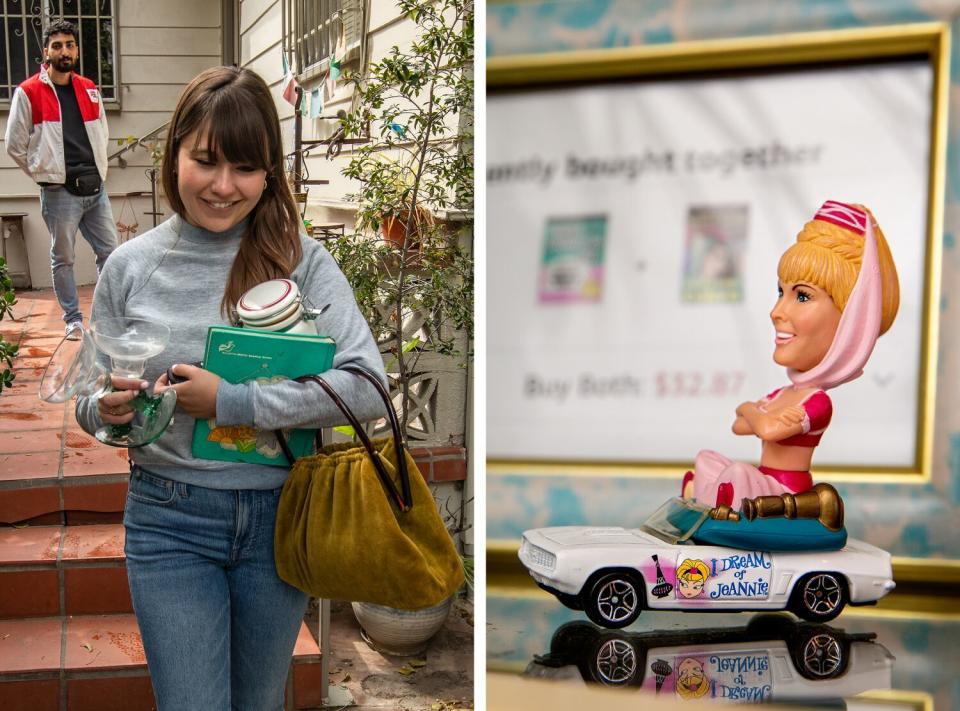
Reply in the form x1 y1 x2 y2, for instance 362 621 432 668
487 0 960 560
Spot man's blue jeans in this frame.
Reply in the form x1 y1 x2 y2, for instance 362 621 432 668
123 466 309 711
39 185 118 324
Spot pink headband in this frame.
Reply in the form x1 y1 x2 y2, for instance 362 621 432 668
787 201 883 391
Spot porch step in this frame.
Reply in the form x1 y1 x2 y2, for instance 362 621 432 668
0 525 130 618
0 365 130 526
0 614 322 711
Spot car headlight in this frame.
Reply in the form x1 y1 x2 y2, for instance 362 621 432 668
520 538 557 571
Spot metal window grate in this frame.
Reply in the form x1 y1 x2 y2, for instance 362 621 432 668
0 0 43 101
0 0 117 103
282 0 342 77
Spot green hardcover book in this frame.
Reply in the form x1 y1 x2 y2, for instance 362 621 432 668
191 325 336 467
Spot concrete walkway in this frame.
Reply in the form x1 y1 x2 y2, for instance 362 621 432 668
316 599 474 711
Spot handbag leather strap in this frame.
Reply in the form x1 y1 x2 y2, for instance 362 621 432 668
275 367 413 512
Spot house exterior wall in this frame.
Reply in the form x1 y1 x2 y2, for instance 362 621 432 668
238 0 472 546
239 0 470 440
238 0 423 221
0 0 222 293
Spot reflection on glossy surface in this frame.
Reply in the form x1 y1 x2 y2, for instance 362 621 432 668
488 593 960 709
524 615 892 703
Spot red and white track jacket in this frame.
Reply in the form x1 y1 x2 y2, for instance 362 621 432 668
4 64 109 184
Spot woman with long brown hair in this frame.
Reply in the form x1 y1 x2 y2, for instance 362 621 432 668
75 66 385 710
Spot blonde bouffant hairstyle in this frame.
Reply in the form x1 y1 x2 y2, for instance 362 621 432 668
675 658 710 700
777 204 900 336
676 558 710 582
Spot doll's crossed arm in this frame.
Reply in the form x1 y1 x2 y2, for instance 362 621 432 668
732 399 763 435
732 401 807 441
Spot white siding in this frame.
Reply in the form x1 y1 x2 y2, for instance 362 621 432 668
119 0 220 28
122 57 221 84
241 1 282 65
240 0 277 35
119 28 221 56
242 2 428 227
238 2 471 497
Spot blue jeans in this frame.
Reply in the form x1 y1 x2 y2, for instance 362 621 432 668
39 185 118 324
123 466 309 711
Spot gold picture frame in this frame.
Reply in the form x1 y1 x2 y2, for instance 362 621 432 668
487 23 949 484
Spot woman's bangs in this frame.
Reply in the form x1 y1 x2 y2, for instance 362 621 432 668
189 93 272 170
778 243 832 290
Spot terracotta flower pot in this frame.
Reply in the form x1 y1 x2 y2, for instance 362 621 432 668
381 205 435 252
382 214 415 249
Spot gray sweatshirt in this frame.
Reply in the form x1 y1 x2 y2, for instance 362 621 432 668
76 214 387 490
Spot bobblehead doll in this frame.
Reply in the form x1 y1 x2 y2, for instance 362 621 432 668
682 200 900 508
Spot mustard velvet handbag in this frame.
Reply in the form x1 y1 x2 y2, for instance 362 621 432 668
273 367 464 610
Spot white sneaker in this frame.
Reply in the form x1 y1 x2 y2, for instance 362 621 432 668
65 320 84 341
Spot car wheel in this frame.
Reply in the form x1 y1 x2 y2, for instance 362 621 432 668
549 621 600 660
791 573 847 622
796 630 847 679
583 572 643 629
590 635 641 686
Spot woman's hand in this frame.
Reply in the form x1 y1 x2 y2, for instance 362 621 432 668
154 364 220 420
776 405 806 427
98 376 149 425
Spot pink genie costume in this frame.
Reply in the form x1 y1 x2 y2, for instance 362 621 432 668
685 200 885 507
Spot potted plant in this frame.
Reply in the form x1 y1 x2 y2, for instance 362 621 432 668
0 258 18 395
334 0 474 439
381 202 434 251
328 0 473 651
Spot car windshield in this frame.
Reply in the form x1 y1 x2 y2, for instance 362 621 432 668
640 497 712 544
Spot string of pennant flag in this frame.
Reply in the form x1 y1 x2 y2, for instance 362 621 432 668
281 27 346 118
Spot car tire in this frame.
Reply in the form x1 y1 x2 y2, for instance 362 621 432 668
549 621 600 660
790 572 848 622
583 572 644 629
589 634 642 686
793 628 849 680
557 592 584 610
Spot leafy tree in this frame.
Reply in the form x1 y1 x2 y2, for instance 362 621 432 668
334 0 474 435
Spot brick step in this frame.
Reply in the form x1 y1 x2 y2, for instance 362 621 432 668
1 287 468 526
0 476 129 527
0 525 130 618
0 443 466 526
0 614 322 711
1 372 131 526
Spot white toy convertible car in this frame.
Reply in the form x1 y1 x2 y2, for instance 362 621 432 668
519 497 895 628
